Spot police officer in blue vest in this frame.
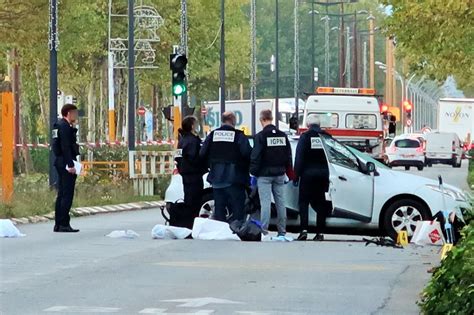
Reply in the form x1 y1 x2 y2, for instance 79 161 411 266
200 111 252 222
250 109 293 238
51 104 80 233
294 114 331 241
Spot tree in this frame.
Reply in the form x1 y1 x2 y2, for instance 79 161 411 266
382 0 474 94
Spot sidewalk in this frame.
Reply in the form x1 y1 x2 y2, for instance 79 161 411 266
10 200 165 225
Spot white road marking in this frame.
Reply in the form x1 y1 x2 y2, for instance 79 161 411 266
161 297 244 308
43 306 120 313
139 310 214 315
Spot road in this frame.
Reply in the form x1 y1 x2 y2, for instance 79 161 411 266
406 162 470 190
0 164 468 315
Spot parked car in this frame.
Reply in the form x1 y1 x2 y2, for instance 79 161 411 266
164 134 469 241
385 136 425 171
425 132 463 167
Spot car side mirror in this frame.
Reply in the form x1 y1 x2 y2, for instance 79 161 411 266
366 162 376 174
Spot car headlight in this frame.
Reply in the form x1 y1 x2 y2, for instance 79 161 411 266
426 185 467 202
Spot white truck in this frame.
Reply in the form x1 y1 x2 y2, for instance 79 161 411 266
438 98 474 148
203 98 304 135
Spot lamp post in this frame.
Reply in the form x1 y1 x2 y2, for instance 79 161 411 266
309 8 319 90
48 0 59 187
220 0 225 116
275 0 279 128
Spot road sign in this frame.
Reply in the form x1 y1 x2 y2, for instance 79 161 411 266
406 119 412 126
137 106 146 116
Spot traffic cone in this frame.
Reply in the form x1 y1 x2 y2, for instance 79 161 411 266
397 231 409 246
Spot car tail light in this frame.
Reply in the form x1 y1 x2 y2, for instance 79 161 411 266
452 141 456 152
388 147 397 153
416 147 424 153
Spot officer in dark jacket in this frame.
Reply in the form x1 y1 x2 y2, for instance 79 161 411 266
294 114 331 241
199 111 252 222
176 116 205 224
52 104 80 233
250 109 293 237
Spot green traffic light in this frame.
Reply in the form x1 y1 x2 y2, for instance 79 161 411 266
173 84 186 96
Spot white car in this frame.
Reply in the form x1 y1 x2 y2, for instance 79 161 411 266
165 134 470 240
385 136 425 171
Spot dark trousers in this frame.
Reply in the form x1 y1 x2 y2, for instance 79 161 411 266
54 166 77 227
299 171 331 233
182 174 204 219
213 184 246 223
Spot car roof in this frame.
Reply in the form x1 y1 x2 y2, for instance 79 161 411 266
305 95 380 112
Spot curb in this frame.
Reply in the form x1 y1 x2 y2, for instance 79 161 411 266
10 201 166 225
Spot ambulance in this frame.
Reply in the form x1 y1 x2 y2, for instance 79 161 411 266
300 87 385 160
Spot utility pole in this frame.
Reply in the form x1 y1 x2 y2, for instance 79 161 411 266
362 41 367 88
345 26 351 87
48 0 58 187
250 0 257 135
275 0 279 128
180 0 188 112
220 0 226 116
11 49 20 159
294 0 299 118
322 15 330 86
311 1 315 91
127 0 135 151
352 15 358 87
368 13 375 89
339 3 345 87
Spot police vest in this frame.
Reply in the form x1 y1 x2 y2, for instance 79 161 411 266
260 127 288 167
209 128 242 164
303 129 327 168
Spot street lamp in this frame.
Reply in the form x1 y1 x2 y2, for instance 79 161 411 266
309 9 320 90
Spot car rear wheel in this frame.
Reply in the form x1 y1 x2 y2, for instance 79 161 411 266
417 166 424 171
404 166 410 171
383 199 430 241
453 158 462 168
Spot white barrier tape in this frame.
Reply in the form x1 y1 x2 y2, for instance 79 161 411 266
9 140 175 148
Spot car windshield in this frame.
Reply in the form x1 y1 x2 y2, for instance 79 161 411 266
346 114 377 129
347 146 390 170
394 139 420 148
308 112 339 128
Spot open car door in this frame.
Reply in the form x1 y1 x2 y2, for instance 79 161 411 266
319 134 375 223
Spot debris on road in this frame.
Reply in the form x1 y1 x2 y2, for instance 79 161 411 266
363 237 402 248
151 224 191 239
0 219 25 238
105 230 140 239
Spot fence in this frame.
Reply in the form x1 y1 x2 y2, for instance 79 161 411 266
128 151 175 196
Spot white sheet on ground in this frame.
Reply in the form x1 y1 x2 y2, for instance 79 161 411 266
105 230 140 239
192 218 240 241
151 224 192 239
0 219 25 238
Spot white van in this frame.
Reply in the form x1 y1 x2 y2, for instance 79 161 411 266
425 132 463 167
301 87 384 160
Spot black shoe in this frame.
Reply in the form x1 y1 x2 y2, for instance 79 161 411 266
297 231 308 241
55 226 80 233
53 225 59 232
313 233 324 241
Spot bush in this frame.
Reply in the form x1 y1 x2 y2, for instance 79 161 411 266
419 222 474 314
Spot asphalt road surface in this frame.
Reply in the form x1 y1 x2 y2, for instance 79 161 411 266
0 164 469 315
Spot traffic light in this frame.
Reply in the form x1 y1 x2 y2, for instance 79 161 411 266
170 53 187 96
403 100 413 119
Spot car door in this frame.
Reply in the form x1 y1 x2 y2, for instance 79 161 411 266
319 134 374 223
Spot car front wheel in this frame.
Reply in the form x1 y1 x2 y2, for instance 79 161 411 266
383 199 430 241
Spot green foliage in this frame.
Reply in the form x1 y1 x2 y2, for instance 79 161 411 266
419 222 474 315
382 0 474 92
468 149 474 189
